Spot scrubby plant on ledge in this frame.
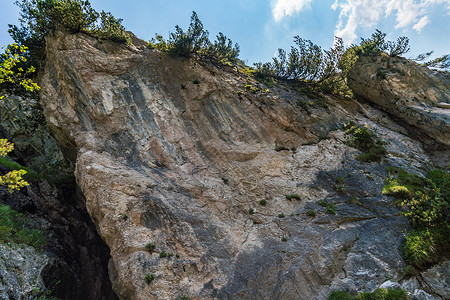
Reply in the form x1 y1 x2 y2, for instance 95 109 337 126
344 121 387 163
383 168 449 269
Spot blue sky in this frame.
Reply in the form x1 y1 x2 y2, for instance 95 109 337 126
1 0 449 65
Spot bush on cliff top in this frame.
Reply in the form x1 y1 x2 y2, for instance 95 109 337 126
148 11 241 67
9 0 130 64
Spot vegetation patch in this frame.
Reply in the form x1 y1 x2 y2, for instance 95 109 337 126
145 273 156 284
318 200 337 215
285 193 301 200
148 12 241 68
0 204 46 250
329 288 408 300
306 210 316 217
383 168 449 269
344 121 387 163
145 242 156 252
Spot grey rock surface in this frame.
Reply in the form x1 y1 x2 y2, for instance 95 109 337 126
0 243 49 300
421 261 450 299
36 30 449 299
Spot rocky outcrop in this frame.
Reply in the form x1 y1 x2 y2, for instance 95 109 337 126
0 243 49 299
347 55 450 146
38 30 448 299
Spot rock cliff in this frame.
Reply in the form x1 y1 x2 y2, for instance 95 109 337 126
35 30 449 299
348 55 450 147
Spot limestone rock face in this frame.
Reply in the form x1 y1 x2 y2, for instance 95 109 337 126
347 55 450 146
39 31 447 299
0 243 49 299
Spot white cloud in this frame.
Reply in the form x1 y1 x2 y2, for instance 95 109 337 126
332 0 450 44
272 0 313 22
413 15 430 31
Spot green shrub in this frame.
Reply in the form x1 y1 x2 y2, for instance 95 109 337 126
402 229 437 268
318 200 337 215
328 288 408 300
248 208 255 215
0 204 46 250
306 210 316 217
145 273 156 284
285 194 301 200
0 157 41 182
159 251 168 258
148 11 240 67
329 290 354 300
259 199 267 206
10 0 130 62
335 177 345 185
384 288 408 300
326 204 337 215
93 11 131 44
145 242 155 252
384 168 449 268
376 67 387 79
278 213 285 218
344 121 387 163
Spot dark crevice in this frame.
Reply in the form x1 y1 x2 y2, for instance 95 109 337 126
0 174 118 300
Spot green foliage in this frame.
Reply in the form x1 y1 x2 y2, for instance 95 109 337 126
254 36 358 96
248 208 255 215
376 67 387 79
326 204 337 215
145 242 155 252
93 11 131 44
253 29 412 96
9 0 130 62
352 29 410 58
329 290 355 300
318 200 337 215
145 273 156 284
344 121 387 163
383 168 449 268
402 228 437 268
423 54 450 71
385 36 410 57
206 32 240 65
285 193 301 200
259 199 267 206
149 11 240 67
0 204 46 250
0 43 40 97
329 288 408 300
0 157 40 181
159 251 168 258
335 177 345 185
278 213 285 218
306 210 316 217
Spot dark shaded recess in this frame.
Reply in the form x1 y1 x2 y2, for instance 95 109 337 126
0 167 118 300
